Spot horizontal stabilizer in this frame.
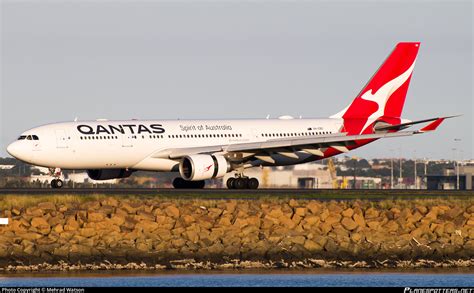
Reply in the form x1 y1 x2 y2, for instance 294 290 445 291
418 117 447 132
374 115 460 132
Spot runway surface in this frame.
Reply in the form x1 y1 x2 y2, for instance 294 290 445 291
0 188 473 200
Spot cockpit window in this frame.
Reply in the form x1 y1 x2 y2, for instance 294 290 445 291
18 135 39 140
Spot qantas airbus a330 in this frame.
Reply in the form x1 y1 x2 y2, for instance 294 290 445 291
7 42 454 189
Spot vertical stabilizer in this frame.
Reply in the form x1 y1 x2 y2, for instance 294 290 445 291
331 42 420 134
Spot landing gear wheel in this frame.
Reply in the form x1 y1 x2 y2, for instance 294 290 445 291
226 177 236 189
227 176 260 189
172 178 185 189
193 180 205 189
234 178 248 189
50 179 63 189
248 178 259 189
172 178 205 189
55 179 63 188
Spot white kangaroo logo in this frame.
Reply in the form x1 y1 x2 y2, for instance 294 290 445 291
359 59 416 133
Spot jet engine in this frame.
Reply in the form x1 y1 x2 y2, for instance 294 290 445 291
179 154 230 181
87 169 134 180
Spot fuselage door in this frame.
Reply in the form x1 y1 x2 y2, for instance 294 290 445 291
55 130 69 148
251 128 259 139
122 134 134 147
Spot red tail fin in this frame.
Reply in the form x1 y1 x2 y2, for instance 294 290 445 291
332 42 420 134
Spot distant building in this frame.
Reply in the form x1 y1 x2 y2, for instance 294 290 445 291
29 172 118 185
371 164 389 170
337 176 383 189
30 166 50 174
427 165 474 190
0 165 14 170
29 174 54 183
68 172 118 185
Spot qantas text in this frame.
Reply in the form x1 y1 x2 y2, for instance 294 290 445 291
77 124 165 135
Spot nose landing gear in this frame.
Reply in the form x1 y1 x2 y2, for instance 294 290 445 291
51 179 64 189
226 175 259 189
49 168 64 189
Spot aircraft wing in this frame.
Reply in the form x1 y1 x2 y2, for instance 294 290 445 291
160 131 409 159
152 117 448 163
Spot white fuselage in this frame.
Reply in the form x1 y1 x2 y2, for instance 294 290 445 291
7 118 344 171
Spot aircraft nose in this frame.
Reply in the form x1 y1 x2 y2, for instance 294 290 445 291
7 141 18 157
7 141 28 161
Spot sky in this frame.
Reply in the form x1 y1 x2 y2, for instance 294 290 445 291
1 0 472 160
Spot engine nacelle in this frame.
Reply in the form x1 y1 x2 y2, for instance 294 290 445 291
87 169 134 181
179 154 230 181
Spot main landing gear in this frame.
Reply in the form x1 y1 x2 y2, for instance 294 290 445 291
49 168 63 189
172 178 205 189
227 176 259 189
